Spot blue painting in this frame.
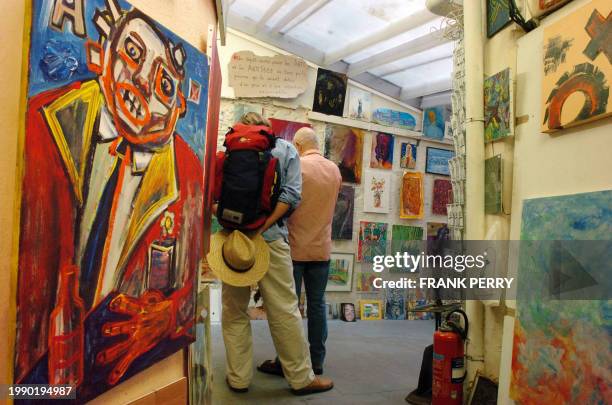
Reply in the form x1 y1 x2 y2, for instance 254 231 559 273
422 106 447 140
372 107 417 130
487 0 511 38
14 0 208 402
425 147 454 176
511 190 612 404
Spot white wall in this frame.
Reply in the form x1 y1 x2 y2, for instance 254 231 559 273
490 0 612 403
217 30 454 307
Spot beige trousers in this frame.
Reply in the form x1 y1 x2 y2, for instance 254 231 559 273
222 239 315 390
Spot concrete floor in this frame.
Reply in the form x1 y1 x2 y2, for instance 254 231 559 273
211 319 435 404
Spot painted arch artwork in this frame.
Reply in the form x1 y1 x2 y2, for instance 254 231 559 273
13 0 208 402
541 0 611 133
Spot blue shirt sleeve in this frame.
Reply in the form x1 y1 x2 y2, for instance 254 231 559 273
274 139 302 210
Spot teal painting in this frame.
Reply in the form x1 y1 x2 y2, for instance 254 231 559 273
511 190 612 404
487 0 511 38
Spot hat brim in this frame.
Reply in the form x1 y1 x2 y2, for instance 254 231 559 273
206 230 270 287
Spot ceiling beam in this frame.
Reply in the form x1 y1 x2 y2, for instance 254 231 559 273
347 30 450 77
323 9 438 66
400 78 452 101
255 0 286 33
270 0 317 33
379 54 453 78
281 0 331 34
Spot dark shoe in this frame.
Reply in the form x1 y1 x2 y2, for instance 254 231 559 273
257 359 284 377
226 377 248 393
313 367 323 375
291 376 334 396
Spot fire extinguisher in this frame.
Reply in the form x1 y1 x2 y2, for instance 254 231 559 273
432 309 468 405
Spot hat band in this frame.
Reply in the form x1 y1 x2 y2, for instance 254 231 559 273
222 249 254 273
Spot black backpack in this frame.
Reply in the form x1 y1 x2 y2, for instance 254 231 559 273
214 123 281 231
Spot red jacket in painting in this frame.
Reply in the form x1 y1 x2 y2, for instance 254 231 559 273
15 80 203 389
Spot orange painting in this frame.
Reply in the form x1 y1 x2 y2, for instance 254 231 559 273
400 172 424 219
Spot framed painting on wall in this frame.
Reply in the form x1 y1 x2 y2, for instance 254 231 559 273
541 0 611 133
360 300 383 320
426 147 454 176
487 0 512 38
332 185 355 240
485 155 503 214
324 124 364 184
355 272 379 292
484 68 513 142
363 171 391 213
432 179 453 216
312 68 348 117
370 132 394 169
400 172 424 219
400 142 417 169
357 221 388 263
527 0 574 18
326 253 354 292
372 107 419 131
511 190 612 404
348 86 371 121
269 117 311 142
423 106 448 140
12 0 208 401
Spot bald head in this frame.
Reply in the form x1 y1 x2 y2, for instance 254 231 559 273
293 127 319 156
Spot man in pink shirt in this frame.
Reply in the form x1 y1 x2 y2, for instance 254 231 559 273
259 127 341 377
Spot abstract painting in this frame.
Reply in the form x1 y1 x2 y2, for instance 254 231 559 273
385 289 406 320
485 155 503 214
432 179 453 216
487 0 511 38
13 0 207 401
407 288 434 320
400 142 417 169
358 221 388 263
348 86 371 121
542 0 611 133
355 272 379 292
527 0 574 18
313 68 348 117
269 117 311 142
427 222 449 241
324 124 364 183
363 171 391 214
484 68 513 142
326 253 354 292
426 147 454 176
370 132 394 169
360 300 382 320
511 190 612 404
332 185 355 240
340 303 357 322
391 225 423 273
423 106 447 140
372 107 418 130
189 288 212 405
400 172 424 219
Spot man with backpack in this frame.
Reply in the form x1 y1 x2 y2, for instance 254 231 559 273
208 112 334 396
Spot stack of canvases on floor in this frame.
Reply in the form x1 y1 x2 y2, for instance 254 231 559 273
11 0 213 402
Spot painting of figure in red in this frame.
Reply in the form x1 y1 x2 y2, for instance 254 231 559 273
14 0 208 402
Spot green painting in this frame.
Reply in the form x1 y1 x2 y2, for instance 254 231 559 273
511 190 612 404
487 0 511 38
391 225 423 273
484 68 513 142
485 155 502 214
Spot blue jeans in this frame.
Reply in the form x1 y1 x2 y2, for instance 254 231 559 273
293 260 329 369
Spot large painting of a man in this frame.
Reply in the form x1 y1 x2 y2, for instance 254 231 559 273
14 0 208 401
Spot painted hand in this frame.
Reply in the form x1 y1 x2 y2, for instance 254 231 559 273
96 291 175 385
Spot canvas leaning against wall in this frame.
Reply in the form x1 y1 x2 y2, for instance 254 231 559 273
541 0 611 133
13 0 208 401
324 124 364 183
511 190 612 404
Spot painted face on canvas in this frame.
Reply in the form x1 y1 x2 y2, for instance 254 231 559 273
97 13 186 149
